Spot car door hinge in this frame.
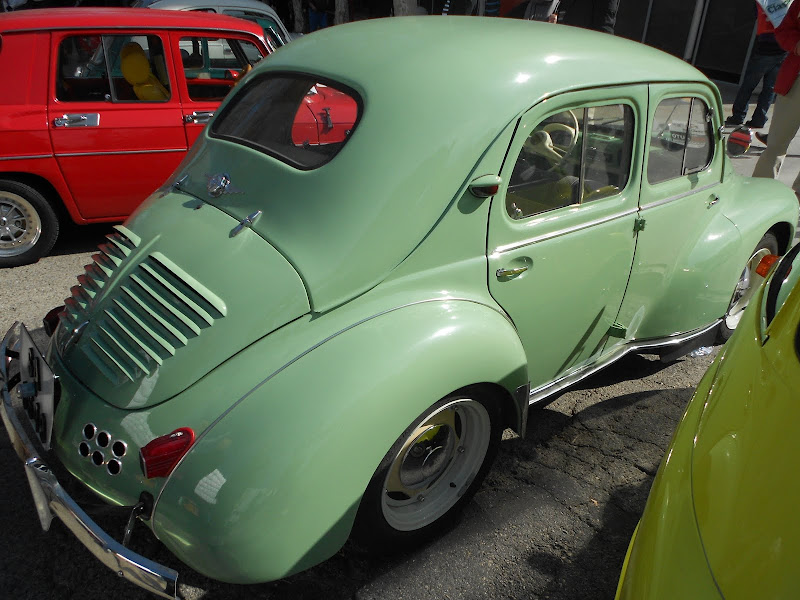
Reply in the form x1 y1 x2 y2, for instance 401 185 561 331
633 217 646 233
608 322 627 338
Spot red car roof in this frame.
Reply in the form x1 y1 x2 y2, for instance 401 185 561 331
0 7 265 38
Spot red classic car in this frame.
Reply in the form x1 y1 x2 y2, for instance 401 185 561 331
0 8 271 267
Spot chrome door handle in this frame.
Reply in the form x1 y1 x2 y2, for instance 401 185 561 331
184 111 214 124
496 266 528 278
707 195 720 208
53 113 100 127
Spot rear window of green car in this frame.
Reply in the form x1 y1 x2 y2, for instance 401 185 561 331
210 74 362 170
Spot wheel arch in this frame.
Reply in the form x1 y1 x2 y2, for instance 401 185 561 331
151 299 529 583
0 171 70 222
767 220 794 254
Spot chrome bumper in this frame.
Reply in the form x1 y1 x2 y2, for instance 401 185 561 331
0 323 178 599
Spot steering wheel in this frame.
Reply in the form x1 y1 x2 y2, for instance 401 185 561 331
523 110 580 170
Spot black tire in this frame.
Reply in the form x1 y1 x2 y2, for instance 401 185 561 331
0 180 59 268
352 387 502 552
718 232 779 342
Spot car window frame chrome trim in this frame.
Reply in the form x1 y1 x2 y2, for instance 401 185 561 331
493 206 640 254
639 182 719 212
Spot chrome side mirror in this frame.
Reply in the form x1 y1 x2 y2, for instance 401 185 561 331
726 126 751 157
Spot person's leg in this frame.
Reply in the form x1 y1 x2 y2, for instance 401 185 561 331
592 0 620 34
308 9 321 31
750 54 786 127
731 54 765 125
562 0 592 29
752 78 800 180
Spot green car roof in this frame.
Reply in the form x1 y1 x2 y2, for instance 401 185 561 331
266 16 708 115
201 17 713 312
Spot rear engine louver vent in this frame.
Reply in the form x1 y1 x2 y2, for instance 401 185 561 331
61 227 225 384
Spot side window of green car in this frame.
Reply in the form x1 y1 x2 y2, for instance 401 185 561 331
647 97 713 184
506 104 634 220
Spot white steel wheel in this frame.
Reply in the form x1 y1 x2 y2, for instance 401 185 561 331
719 232 779 340
353 389 502 551
0 181 59 267
380 398 491 531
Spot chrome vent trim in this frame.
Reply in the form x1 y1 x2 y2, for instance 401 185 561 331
60 229 139 330
61 229 225 384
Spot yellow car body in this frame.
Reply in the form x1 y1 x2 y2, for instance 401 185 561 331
616 241 800 599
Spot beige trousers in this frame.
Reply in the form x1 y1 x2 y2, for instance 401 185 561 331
753 73 800 191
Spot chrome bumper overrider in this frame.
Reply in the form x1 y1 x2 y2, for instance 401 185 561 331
0 323 178 599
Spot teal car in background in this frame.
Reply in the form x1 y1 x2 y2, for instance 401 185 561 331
1 16 798 599
615 241 800 600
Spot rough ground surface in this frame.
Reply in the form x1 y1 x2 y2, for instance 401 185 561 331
0 224 717 600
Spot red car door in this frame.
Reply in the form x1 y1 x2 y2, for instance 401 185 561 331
171 31 267 146
48 31 188 220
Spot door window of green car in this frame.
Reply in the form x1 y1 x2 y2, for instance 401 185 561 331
57 34 171 102
506 103 634 220
647 97 713 184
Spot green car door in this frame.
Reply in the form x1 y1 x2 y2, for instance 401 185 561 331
615 83 743 340
488 87 645 390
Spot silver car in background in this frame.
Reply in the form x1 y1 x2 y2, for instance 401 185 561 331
133 0 297 49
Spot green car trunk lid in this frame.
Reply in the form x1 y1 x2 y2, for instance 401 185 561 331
54 190 310 409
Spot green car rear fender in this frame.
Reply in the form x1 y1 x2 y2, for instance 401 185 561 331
151 299 528 583
720 175 797 254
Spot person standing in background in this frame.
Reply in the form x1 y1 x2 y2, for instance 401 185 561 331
559 0 619 34
308 0 329 31
726 1 790 130
752 0 800 191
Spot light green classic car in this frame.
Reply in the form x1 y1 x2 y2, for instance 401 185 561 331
615 241 800 600
1 16 798 599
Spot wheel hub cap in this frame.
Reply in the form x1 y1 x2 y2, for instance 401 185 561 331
0 193 41 256
399 425 455 488
380 398 492 532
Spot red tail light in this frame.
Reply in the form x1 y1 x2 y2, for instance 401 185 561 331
139 428 195 479
756 254 780 277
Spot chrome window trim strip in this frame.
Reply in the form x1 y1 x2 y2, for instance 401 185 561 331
639 182 718 212
55 149 186 158
494 206 640 254
494 181 720 255
0 154 53 161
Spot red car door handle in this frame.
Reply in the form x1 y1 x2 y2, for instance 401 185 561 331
53 113 100 127
184 111 214 124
